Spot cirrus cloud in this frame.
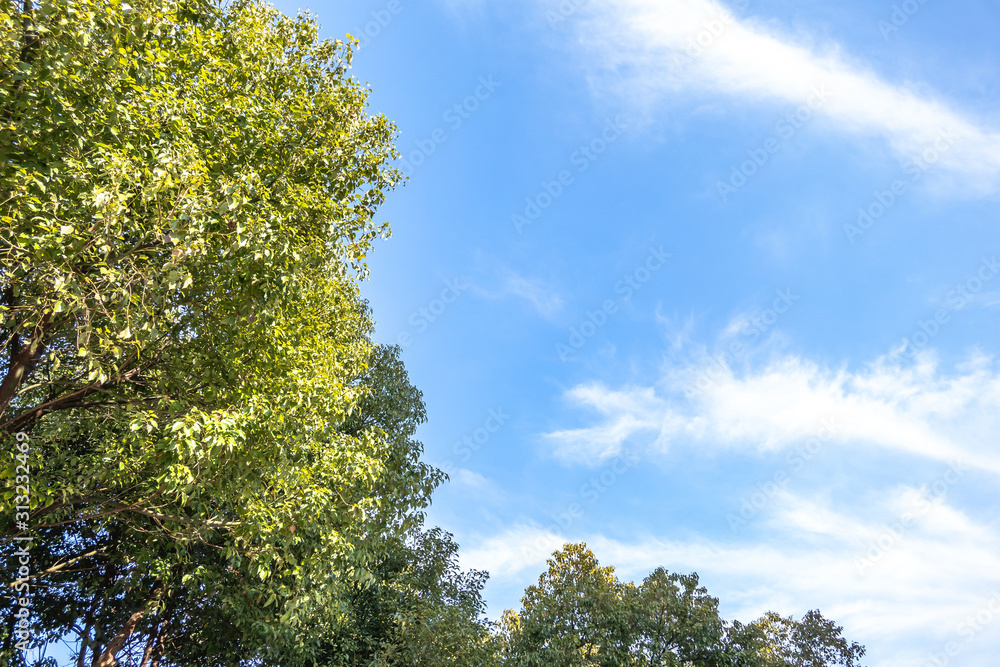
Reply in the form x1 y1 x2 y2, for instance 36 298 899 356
565 0 1000 189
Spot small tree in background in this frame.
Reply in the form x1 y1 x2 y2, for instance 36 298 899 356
500 544 866 667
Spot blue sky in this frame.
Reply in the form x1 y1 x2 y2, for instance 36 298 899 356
265 1 1000 664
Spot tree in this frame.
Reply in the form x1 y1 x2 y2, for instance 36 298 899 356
499 543 631 666
2 337 449 666
724 611 866 667
318 524 499 667
0 0 456 664
500 544 866 667
627 568 726 666
1 0 396 435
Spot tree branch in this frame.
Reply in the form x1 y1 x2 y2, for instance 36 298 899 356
0 354 156 434
0 311 53 422
5 546 108 588
93 580 165 667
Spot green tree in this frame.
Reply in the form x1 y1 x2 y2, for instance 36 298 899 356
0 0 458 664
500 543 631 666
319 525 499 667
500 544 866 667
1 339 449 666
724 611 866 667
627 568 726 666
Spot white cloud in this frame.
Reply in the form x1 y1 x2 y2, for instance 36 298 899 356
545 385 671 461
969 291 1000 309
454 468 492 488
460 524 565 578
436 465 508 506
570 0 1000 187
472 267 564 319
501 270 564 318
545 352 1000 476
518 346 1000 660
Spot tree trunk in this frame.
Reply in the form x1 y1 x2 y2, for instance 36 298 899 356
146 600 175 667
77 594 101 667
92 581 164 667
0 313 53 422
137 617 160 667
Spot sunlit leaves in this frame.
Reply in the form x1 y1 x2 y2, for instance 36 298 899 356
500 544 866 667
0 0 423 665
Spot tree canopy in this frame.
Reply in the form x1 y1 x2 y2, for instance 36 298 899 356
499 543 866 667
0 0 446 664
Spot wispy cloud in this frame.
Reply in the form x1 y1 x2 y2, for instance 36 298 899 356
545 385 675 461
453 467 492 488
570 0 1000 188
460 524 565 578
544 351 1000 476
501 270 565 317
472 267 564 319
968 291 1000 309
521 345 1000 660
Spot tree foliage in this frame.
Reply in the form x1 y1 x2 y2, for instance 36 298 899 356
500 544 866 667
317 525 498 667
0 0 459 664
